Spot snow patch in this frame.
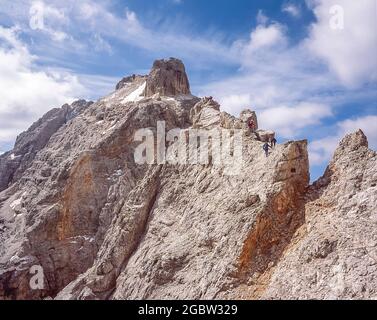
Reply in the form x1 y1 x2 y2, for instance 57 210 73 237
122 82 146 103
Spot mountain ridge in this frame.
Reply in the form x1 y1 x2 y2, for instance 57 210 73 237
0 58 376 300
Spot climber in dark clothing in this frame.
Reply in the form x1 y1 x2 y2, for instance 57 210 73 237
270 137 277 148
263 142 270 157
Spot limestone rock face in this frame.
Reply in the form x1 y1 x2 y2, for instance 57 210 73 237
190 96 221 129
240 109 258 130
0 58 375 300
144 58 191 97
258 130 377 299
225 129 377 299
0 100 92 192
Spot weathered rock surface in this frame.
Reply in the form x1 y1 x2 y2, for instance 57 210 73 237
0 100 92 192
256 130 275 143
259 130 377 299
144 58 191 97
240 109 258 130
115 74 146 91
190 96 221 129
223 129 377 299
0 58 375 300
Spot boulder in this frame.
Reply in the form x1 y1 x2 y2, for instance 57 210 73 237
255 129 275 142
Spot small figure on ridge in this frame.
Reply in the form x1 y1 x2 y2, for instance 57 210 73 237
263 142 270 157
248 117 255 133
270 137 277 148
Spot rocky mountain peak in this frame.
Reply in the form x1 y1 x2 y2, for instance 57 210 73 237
337 129 368 151
0 58 376 301
144 57 191 97
326 129 370 167
0 99 92 192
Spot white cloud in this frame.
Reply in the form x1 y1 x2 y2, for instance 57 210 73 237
1 0 237 67
310 115 377 165
2 0 376 80
201 1 376 141
201 18 336 137
258 103 332 137
282 3 301 17
0 26 84 146
306 0 377 87
243 23 287 53
29 0 69 42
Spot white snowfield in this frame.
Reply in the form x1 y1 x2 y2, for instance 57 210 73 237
122 82 146 103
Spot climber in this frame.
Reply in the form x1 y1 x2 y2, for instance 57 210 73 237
247 117 255 132
263 142 270 157
270 137 277 148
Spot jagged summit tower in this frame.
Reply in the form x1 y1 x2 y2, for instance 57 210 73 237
144 58 191 97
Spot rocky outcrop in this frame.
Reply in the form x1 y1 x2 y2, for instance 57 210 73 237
223 129 377 299
258 130 377 299
240 109 258 130
255 130 275 143
0 100 92 192
190 96 221 129
115 74 146 91
144 58 191 97
0 58 375 300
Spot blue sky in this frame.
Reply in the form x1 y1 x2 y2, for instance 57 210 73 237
0 0 376 181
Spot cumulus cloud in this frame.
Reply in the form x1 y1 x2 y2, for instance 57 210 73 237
258 103 332 137
202 0 377 142
2 0 376 80
242 23 287 53
0 26 84 147
310 115 377 165
201 17 336 138
306 0 377 87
